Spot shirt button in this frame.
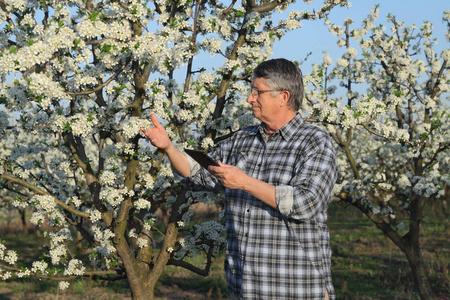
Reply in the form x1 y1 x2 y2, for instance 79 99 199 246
246 209 250 213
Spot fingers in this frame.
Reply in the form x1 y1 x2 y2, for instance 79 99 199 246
210 164 243 190
151 113 163 129
210 163 236 179
140 114 161 136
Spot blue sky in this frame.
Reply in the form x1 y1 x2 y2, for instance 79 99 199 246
273 0 449 72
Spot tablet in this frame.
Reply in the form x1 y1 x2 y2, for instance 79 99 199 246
184 149 219 169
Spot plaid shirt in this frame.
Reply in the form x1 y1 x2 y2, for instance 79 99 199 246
187 114 337 300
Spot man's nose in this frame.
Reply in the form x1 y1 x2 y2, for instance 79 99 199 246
247 93 255 103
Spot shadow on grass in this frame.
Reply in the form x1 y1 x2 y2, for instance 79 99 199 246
157 272 227 300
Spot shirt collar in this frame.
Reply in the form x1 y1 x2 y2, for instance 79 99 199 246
257 113 304 141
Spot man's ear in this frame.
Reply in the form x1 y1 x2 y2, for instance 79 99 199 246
280 90 290 107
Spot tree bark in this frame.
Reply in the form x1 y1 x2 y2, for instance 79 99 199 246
403 244 435 300
403 194 435 300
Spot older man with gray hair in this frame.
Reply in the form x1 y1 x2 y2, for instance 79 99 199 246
141 58 337 300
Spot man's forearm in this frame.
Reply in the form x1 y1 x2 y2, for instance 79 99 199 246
209 163 278 209
164 143 191 178
241 176 278 210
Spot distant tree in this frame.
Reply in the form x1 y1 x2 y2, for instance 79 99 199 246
305 6 449 299
0 0 347 299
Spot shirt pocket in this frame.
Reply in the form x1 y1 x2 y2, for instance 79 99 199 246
228 151 247 171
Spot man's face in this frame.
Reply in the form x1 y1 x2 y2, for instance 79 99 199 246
247 77 283 123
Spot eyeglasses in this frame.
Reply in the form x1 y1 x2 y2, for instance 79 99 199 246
250 88 281 97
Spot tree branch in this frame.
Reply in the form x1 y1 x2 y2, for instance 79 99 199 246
0 173 90 218
66 64 128 96
0 263 122 280
337 195 408 253
167 244 214 277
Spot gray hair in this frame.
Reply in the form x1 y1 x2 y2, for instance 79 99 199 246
253 58 304 111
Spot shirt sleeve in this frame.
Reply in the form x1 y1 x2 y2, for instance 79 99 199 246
185 152 203 175
275 133 337 220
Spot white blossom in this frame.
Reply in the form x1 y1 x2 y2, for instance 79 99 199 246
64 259 85 276
59 281 70 290
31 261 48 275
90 209 102 223
100 171 117 186
134 198 151 210
137 238 148 249
4 250 18 265
345 47 358 58
337 58 349 67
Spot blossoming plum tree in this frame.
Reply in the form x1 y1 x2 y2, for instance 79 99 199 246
0 0 347 298
304 6 449 299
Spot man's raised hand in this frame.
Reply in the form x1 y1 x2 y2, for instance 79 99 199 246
140 114 171 150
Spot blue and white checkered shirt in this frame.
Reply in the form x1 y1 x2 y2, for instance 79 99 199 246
187 114 337 299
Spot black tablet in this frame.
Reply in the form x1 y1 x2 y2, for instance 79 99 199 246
184 149 219 169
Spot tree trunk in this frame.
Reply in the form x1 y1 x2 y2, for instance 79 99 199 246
403 194 435 300
19 208 28 235
121 185 189 300
349 196 435 300
128 278 155 300
403 244 435 300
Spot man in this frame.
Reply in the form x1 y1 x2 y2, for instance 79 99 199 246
141 58 337 299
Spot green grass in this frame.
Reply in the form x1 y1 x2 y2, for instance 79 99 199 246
0 277 132 300
0 202 448 299
158 255 228 299
329 202 449 300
